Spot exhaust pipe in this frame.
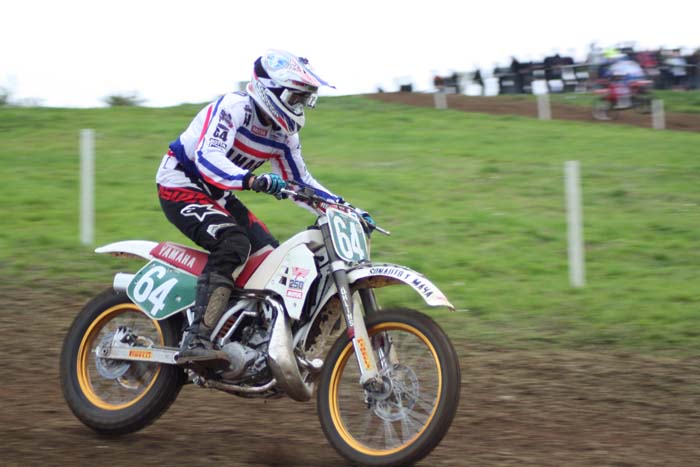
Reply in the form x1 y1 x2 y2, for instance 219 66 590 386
113 273 135 292
204 378 277 395
267 300 314 402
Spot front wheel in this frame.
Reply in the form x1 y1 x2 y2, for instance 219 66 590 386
317 308 461 467
60 288 186 435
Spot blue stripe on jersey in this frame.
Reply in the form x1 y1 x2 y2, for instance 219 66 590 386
196 95 225 155
236 126 301 180
168 138 201 178
197 154 247 182
236 127 339 201
194 96 247 184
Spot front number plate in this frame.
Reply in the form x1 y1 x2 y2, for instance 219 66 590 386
327 208 369 263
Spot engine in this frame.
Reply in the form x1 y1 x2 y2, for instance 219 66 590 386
218 314 272 384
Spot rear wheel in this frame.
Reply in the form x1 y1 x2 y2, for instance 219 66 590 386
60 288 185 434
317 308 460 466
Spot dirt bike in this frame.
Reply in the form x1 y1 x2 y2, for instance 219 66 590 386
592 77 653 121
60 182 461 467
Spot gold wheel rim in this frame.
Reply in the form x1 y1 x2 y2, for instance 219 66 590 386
328 322 442 456
76 303 163 411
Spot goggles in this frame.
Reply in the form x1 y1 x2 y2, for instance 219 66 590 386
279 88 318 109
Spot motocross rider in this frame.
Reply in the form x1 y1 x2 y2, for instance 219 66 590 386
156 50 366 362
599 49 647 108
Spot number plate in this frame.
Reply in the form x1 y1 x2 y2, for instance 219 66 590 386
327 208 369 263
127 260 196 319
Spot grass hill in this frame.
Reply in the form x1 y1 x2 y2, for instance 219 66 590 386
1 95 698 353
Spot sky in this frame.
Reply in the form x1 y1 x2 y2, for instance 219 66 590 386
2 0 699 108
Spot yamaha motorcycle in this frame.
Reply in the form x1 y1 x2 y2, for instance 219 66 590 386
60 183 461 467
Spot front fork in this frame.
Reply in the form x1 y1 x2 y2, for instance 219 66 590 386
321 223 382 386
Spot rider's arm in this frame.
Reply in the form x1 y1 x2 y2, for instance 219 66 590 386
268 134 342 202
193 96 253 191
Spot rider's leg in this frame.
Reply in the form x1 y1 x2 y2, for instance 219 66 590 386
221 195 279 252
179 196 280 360
158 186 252 360
179 228 251 360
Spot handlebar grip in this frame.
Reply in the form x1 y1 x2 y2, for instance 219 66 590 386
374 226 391 236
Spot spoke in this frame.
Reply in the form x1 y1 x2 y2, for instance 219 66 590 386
391 346 422 370
411 392 438 416
131 370 149 389
84 312 161 405
388 338 400 365
366 413 386 446
396 346 431 370
382 419 400 448
406 406 430 426
359 407 376 442
335 324 444 452
400 411 424 441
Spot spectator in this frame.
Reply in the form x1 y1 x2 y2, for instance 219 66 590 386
665 49 688 89
586 42 605 79
510 56 524 93
450 72 461 94
473 69 483 95
687 49 700 90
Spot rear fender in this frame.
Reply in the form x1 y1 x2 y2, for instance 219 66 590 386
94 239 156 293
95 240 159 260
95 240 195 320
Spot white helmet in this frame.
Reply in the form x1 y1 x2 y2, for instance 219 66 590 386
247 50 334 135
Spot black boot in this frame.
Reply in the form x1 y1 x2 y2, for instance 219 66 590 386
179 273 234 362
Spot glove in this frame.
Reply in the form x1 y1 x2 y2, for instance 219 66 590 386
251 173 286 195
359 210 375 227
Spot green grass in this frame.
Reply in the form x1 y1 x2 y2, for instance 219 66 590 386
1 96 699 354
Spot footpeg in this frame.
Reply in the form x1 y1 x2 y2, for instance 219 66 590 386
297 356 324 374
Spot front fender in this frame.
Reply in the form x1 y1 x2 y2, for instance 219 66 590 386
315 263 454 314
348 263 455 310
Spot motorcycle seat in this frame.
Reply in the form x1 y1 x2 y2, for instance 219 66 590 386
150 241 273 287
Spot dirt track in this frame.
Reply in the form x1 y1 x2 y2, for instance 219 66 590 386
4 95 700 466
366 92 700 132
4 285 700 467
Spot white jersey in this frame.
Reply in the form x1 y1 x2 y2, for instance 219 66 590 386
608 59 645 80
157 91 338 202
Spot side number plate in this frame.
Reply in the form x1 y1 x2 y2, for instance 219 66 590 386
127 260 196 319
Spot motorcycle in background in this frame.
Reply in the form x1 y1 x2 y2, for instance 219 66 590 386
592 77 653 121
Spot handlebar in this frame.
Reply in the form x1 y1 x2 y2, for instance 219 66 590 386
277 184 391 236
